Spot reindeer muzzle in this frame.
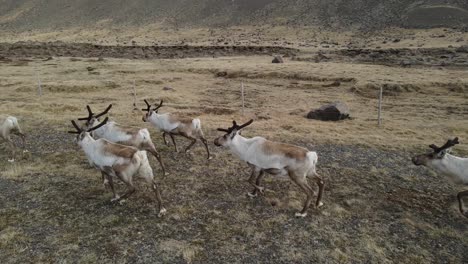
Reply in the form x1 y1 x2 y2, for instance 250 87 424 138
411 156 422 166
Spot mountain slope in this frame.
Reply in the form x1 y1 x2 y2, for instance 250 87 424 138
0 0 467 31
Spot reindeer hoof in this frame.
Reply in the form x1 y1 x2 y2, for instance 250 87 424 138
461 210 468 218
7 159 15 163
295 212 307 218
247 192 258 198
317 202 324 208
158 208 167 217
207 156 213 160
23 150 29 153
110 195 121 202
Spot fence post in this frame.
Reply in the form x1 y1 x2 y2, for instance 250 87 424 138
378 86 383 126
133 80 137 110
37 72 42 97
241 81 245 116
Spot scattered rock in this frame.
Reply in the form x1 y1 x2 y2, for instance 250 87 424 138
215 71 228 77
86 66 95 72
315 52 330 63
307 101 350 121
163 86 174 91
322 81 341 87
456 45 468 53
272 55 284 63
399 60 412 67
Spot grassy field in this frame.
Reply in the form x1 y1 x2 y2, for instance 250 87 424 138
0 53 467 263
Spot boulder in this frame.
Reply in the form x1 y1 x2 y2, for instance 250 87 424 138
272 55 284 63
307 102 350 121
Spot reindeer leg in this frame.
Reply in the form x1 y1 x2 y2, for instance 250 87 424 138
144 142 168 177
247 165 264 197
457 190 468 217
250 170 265 197
18 132 26 150
102 167 119 201
162 132 169 146
151 180 166 217
113 172 136 202
141 165 166 217
100 171 109 189
169 133 178 152
179 133 197 154
289 172 314 218
200 136 211 160
6 137 16 162
106 174 120 202
311 172 325 208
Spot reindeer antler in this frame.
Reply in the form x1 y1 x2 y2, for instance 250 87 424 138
142 99 152 112
154 100 164 111
78 105 94 121
217 119 254 134
94 104 112 118
78 104 112 121
69 117 109 134
429 137 460 153
68 120 83 134
142 99 163 112
87 117 109 132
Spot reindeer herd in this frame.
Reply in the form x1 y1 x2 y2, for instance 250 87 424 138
1 101 468 218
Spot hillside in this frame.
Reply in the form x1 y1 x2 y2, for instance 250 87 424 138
1 0 468 32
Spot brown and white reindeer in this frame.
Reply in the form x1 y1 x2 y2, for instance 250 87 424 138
78 104 167 176
142 100 211 159
412 137 468 217
1 116 26 162
214 119 325 217
69 117 167 217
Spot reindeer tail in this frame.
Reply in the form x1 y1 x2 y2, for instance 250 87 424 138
192 118 201 130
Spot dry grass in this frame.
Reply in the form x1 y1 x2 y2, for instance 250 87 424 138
0 51 467 263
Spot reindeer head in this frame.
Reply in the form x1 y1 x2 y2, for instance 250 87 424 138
142 99 163 122
68 117 109 143
412 137 459 166
78 104 112 129
214 119 254 147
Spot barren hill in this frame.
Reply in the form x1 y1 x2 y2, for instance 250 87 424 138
1 0 468 31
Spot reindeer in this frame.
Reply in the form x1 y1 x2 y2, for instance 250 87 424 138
412 137 468 217
142 100 211 160
214 119 325 217
69 117 166 217
1 116 26 162
78 104 167 176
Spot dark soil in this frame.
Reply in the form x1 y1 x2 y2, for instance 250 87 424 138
294 46 468 68
0 42 298 60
